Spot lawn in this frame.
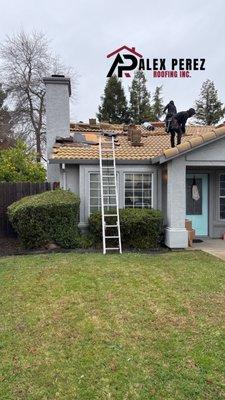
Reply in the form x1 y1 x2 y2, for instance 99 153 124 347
0 251 225 400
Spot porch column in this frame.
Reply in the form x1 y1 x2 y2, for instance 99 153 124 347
165 157 188 249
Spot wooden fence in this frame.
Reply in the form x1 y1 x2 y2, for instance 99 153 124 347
0 182 55 236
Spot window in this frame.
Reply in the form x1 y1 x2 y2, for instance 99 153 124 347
125 173 152 208
219 174 225 219
89 173 101 214
186 178 202 215
89 173 118 214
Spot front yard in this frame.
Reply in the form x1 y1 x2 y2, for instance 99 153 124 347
0 252 225 399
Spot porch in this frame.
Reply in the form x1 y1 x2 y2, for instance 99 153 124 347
163 159 225 249
190 238 225 261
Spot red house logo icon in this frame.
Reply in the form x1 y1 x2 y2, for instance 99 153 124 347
106 45 143 78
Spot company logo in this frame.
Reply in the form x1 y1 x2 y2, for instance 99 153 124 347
106 45 206 79
107 45 143 78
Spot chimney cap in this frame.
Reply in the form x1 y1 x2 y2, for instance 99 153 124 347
43 75 71 96
51 74 65 78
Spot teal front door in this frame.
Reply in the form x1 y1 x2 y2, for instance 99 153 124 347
186 174 208 236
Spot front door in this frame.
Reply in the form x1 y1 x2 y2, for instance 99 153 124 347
186 174 208 236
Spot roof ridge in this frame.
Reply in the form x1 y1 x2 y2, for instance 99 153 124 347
155 126 225 163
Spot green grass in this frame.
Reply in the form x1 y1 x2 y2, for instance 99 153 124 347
0 251 225 400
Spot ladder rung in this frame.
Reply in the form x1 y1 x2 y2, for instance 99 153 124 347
103 184 116 187
105 247 120 250
105 224 118 227
103 176 115 178
103 204 117 206
102 166 114 168
105 236 119 239
104 214 118 217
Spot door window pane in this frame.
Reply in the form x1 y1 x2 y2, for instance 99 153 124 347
186 178 202 215
220 175 225 219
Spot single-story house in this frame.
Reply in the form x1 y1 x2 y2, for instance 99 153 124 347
43 75 225 249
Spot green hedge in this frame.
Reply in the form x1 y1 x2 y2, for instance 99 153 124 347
8 189 80 248
89 208 163 249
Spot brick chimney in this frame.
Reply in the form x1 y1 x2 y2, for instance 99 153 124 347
89 118 97 125
43 75 71 181
131 128 142 146
128 125 142 146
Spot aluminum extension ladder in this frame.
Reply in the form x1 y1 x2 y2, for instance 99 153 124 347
99 134 122 254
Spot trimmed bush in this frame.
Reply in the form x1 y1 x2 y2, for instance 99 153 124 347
8 189 80 248
89 208 163 249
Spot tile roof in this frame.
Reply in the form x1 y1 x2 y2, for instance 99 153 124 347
50 122 225 163
157 125 225 163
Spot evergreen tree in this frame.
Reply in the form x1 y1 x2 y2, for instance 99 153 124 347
0 84 13 145
97 76 128 123
129 71 152 123
195 80 225 125
151 85 164 120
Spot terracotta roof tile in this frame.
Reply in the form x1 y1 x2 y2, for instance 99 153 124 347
163 147 179 158
50 123 225 162
176 141 191 152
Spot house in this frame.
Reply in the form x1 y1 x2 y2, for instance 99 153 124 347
43 75 225 249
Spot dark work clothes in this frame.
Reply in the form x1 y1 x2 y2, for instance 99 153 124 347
163 102 177 117
170 111 189 134
164 102 177 132
169 111 190 147
170 131 182 147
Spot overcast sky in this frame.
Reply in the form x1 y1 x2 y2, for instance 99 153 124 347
0 0 224 122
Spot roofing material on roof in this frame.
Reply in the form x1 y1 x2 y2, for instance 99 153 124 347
153 126 225 164
49 123 225 164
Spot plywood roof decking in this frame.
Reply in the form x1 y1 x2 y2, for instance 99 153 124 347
50 123 225 162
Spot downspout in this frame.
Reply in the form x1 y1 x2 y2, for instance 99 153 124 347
61 163 67 190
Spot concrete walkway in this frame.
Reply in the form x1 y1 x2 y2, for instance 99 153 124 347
190 238 225 261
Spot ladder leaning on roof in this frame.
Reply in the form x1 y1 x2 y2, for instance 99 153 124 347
99 133 122 254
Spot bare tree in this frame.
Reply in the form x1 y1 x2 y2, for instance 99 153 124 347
0 31 74 161
0 83 15 147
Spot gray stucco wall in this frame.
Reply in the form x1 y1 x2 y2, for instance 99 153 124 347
185 137 225 164
43 76 71 182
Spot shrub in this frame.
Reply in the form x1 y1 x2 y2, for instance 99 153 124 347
76 233 95 249
89 208 163 250
8 189 80 248
0 141 46 182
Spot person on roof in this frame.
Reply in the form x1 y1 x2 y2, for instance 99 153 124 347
169 108 196 148
163 100 177 132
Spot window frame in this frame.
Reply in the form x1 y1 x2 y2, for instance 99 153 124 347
219 173 225 220
123 172 153 209
89 172 101 215
88 171 119 216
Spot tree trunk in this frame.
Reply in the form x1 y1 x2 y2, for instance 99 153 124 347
36 130 41 162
